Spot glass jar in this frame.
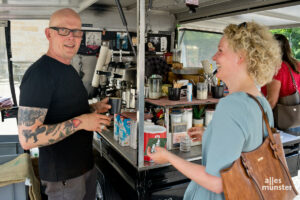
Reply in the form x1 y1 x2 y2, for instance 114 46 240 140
182 108 193 129
180 135 191 152
172 48 181 63
170 111 182 124
205 109 215 126
148 75 162 99
197 82 208 100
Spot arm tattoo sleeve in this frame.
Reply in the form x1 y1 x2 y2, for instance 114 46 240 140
18 106 83 147
18 107 48 143
18 107 47 127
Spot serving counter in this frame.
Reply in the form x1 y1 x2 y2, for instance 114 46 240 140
93 129 202 199
92 96 221 199
94 129 202 171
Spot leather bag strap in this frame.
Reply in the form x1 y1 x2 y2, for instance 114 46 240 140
286 63 299 92
247 94 276 144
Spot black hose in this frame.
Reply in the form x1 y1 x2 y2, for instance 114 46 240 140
5 21 17 106
114 0 137 57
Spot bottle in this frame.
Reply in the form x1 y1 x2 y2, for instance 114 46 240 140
151 143 156 153
156 138 161 147
30 147 39 157
187 83 193 102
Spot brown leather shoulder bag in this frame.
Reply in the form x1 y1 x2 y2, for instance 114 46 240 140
273 64 300 130
220 94 298 200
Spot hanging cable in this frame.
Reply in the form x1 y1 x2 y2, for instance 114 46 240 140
114 0 137 57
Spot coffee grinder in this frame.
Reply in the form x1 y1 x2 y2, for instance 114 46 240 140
97 71 111 99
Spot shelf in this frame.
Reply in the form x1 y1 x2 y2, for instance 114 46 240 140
145 96 220 108
94 129 202 171
172 67 201 75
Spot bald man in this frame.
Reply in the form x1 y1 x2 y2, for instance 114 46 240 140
18 8 110 200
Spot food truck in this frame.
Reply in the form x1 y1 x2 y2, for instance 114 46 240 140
0 0 300 199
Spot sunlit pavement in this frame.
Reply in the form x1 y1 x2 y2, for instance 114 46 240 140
0 118 18 135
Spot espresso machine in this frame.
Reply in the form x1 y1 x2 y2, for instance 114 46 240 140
97 70 132 102
101 60 136 97
91 44 137 105
105 74 122 98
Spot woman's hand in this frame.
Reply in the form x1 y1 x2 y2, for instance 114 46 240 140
187 126 205 142
147 146 170 164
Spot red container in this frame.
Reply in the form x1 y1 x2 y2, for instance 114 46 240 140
164 52 173 64
144 125 167 162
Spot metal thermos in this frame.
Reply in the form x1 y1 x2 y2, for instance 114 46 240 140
130 89 136 108
126 89 131 108
144 84 149 98
122 91 127 105
116 79 122 90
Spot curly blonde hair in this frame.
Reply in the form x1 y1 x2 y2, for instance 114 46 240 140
223 22 281 86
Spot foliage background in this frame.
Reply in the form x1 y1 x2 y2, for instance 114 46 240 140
271 28 300 60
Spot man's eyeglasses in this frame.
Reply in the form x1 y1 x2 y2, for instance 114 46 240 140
49 27 83 38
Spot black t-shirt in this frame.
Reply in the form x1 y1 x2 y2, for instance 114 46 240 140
19 55 93 181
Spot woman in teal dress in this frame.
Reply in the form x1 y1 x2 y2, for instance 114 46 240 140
148 22 281 199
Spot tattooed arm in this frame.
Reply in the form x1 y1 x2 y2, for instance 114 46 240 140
17 106 111 150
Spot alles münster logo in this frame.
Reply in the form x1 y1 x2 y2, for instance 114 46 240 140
262 177 292 191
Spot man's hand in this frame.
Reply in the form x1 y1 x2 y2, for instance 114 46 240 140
91 97 111 113
78 112 111 133
187 126 205 142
